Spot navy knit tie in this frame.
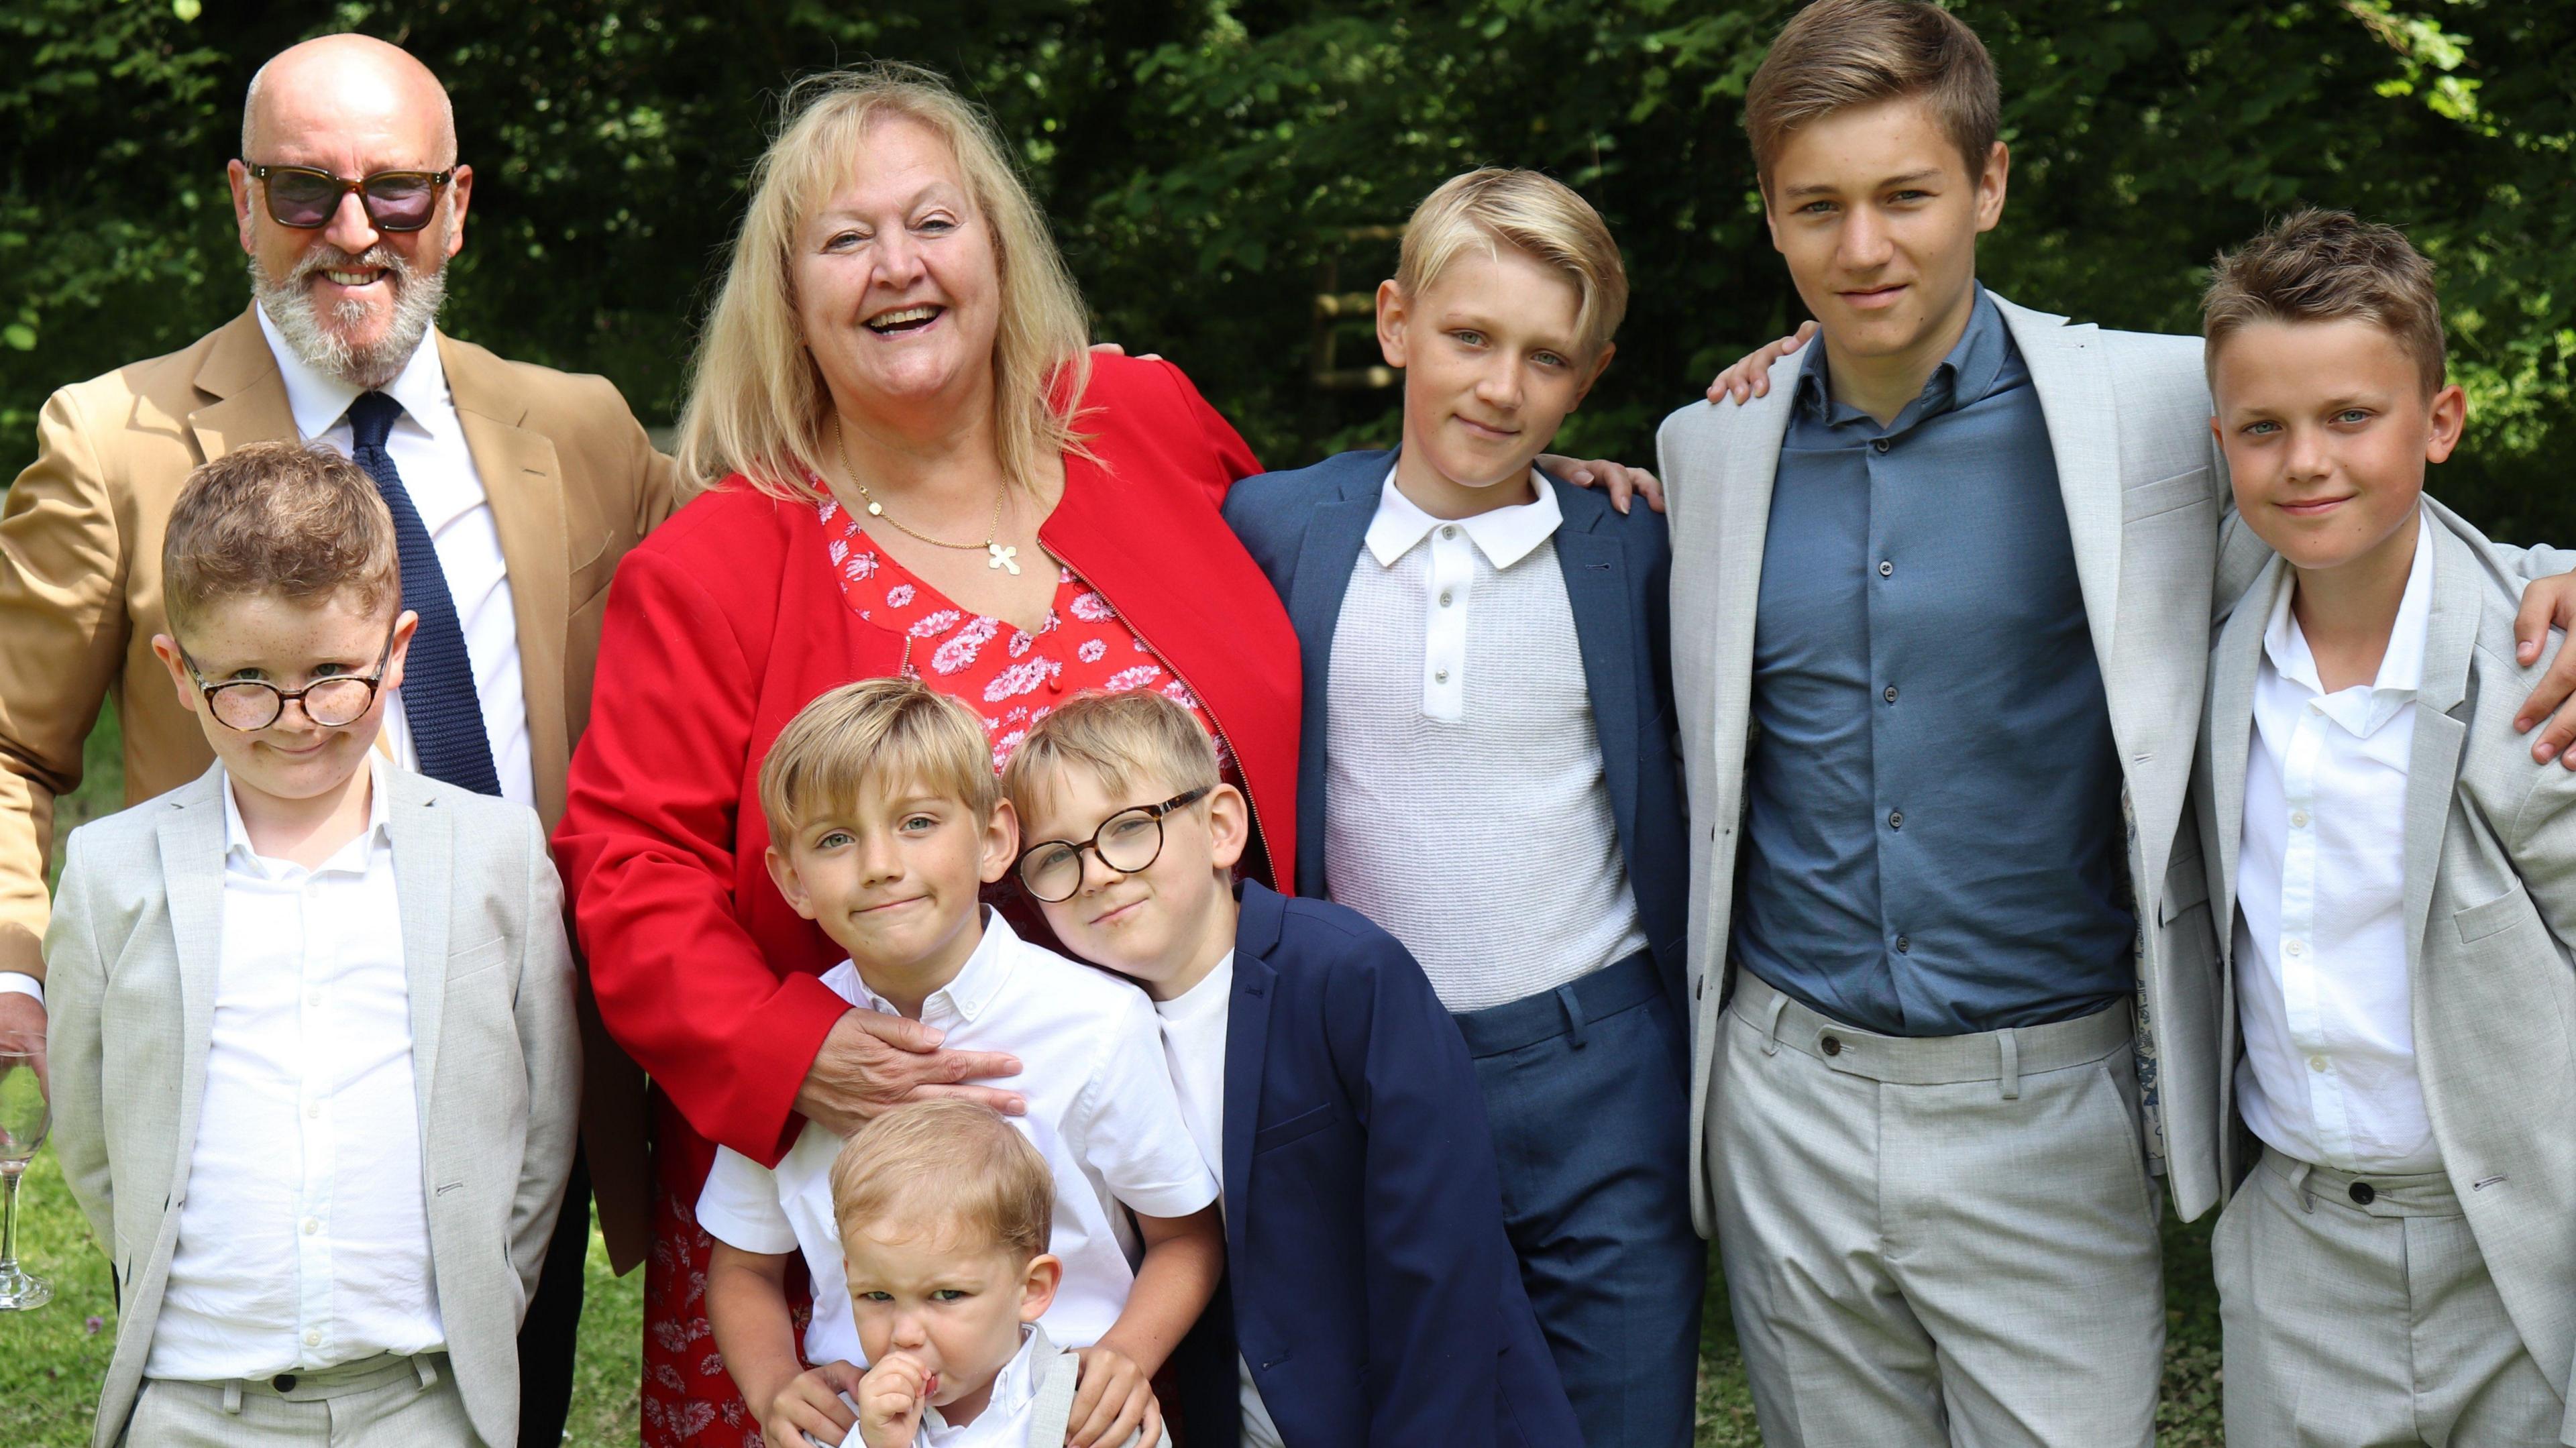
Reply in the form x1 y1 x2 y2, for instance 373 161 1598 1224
346 392 501 797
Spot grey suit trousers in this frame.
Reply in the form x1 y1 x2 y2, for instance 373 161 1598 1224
2217 1149 2563 1447
1709 971 2164 1448
119 1353 482 1447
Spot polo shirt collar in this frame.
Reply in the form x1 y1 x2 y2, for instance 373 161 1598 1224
1363 463 1562 570
254 302 455 447
844 906 1023 1025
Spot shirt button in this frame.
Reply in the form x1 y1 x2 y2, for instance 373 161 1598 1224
1882 685 1898 704
305 1102 319 1119
307 992 322 1008
1894 935 1911 954
304 1329 321 1347
1878 560 1895 578
1888 810 1904 830
1438 591 1454 607
1433 669 1450 683
1440 525 1458 540
2286 940 2305 957
2309 1055 2328 1072
302 1217 320 1235
1871 438 1892 454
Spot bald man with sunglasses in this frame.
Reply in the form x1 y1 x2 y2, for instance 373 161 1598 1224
0 33 672 1445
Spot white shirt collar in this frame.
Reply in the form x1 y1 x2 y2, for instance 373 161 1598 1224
1155 950 1234 1023
924 1324 1049 1439
221 753 394 875
834 907 1024 1025
2261 507 2433 734
254 303 457 447
1363 464 1562 570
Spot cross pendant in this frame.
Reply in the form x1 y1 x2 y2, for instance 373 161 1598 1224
987 542 1021 575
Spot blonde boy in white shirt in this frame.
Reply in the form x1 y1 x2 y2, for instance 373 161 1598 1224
698 679 1222 1448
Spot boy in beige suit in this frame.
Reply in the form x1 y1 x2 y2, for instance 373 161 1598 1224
2196 210 2576 1447
44 441 580 1447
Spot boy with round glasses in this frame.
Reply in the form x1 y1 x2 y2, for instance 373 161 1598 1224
46 439 582 1447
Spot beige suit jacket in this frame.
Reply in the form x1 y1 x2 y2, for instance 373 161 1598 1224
44 765 580 1448
2195 500 2576 1443
0 305 673 1262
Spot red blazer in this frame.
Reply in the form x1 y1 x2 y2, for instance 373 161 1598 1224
553 356 1301 1194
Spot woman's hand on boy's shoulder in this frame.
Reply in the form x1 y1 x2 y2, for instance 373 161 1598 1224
1066 1343 1161 1448
761 1360 867 1448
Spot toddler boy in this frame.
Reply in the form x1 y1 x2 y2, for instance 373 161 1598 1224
46 440 580 1448
1221 167 1697 1443
1000 689 1581 1448
2195 209 2576 1446
698 679 1221 1448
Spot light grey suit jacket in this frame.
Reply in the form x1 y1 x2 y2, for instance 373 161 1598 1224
43 763 580 1448
1656 292 2281 1236
2194 500 2576 1443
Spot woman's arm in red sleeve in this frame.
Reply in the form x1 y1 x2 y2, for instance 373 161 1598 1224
552 537 847 1166
1152 359 1263 508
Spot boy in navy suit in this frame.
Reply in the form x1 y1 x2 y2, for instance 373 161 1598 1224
1000 689 1580 1448
1220 168 1697 1445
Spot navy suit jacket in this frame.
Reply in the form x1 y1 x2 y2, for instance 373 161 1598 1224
1220 448 1690 1017
1174 881 1581 1447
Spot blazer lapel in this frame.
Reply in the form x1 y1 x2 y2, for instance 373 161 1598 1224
445 336 574 823
2402 523 2479 969
152 768 231 1202
185 309 297 463
386 771 455 1112
1994 295 2125 677
1222 887 1287 1265
2206 556 2287 962
1284 455 1385 894
1547 478 1640 847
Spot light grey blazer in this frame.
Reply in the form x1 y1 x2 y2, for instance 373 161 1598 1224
2194 500 2576 1443
43 763 580 1448
1656 291 2282 1236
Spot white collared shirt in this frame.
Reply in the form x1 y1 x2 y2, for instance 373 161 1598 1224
147 756 443 1379
2234 517 2440 1174
1326 467 1650 1011
254 307 535 814
917 1325 1046 1447
696 912 1216 1370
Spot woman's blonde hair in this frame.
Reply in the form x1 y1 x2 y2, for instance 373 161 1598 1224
677 62 1093 502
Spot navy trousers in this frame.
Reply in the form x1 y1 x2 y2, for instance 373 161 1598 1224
1454 952 1704 1448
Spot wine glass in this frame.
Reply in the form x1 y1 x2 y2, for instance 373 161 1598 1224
0 1027 50 1310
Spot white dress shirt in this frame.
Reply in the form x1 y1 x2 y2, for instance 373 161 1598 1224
256 307 535 814
147 756 444 1379
2233 518 2440 1174
1152 954 1285 1448
696 912 1216 1370
1324 468 1650 1012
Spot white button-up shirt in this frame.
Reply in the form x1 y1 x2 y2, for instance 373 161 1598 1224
916 1326 1047 1448
146 756 444 1379
1360 468 1564 720
2233 520 2439 1174
256 307 535 814
696 912 1216 1371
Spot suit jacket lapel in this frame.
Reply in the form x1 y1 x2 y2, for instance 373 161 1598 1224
1548 476 1640 846
152 767 231 1205
1222 887 1286 1264
1285 454 1386 895
2206 556 2286 964
2402 522 2478 969
445 337 573 823
1994 296 2125 677
387 771 455 1113
185 309 297 463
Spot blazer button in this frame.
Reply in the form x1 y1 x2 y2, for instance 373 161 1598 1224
1820 1034 1843 1056
2348 1181 2376 1206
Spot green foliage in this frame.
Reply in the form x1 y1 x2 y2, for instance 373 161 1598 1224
3 0 2571 533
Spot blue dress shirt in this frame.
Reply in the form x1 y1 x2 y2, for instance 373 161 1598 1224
1732 288 2134 1037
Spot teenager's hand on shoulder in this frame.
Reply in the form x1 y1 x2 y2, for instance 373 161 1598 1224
1705 320 1819 404
761 1361 868 1448
2512 572 2576 767
855 1352 934 1448
1541 454 1664 515
794 1008 1025 1138
1065 1343 1161 1448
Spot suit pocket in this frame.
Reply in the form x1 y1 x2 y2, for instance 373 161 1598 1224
1251 1102 1338 1154
2123 466 2216 522
2455 881 2538 945
447 936 509 981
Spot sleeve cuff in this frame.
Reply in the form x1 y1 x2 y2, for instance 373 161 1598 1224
0 972 42 1007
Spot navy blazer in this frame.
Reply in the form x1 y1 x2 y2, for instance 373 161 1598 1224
1220 448 1690 1017
1174 881 1581 1447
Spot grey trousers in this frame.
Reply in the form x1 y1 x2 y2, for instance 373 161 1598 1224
2216 1148 2565 1447
121 1353 484 1447
1709 970 2164 1448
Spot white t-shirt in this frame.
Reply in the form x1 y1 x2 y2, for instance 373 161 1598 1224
698 912 1217 1370
1152 954 1285 1448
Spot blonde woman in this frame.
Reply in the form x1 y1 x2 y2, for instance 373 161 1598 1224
551 64 1303 1448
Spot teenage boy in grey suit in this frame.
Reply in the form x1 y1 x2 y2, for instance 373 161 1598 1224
1660 3 2576 1444
2195 210 2576 1448
46 441 578 1448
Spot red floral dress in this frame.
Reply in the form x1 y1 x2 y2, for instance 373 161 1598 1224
637 497 1234 1448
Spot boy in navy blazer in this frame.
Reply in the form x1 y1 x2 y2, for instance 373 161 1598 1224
1219 169 1698 1445
1001 690 1580 1448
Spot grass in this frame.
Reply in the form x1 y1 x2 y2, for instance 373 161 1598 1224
7 707 2226 1444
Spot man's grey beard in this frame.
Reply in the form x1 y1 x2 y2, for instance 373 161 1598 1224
250 245 446 390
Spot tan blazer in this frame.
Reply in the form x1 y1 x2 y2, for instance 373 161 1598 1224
0 305 674 1262
2194 500 2576 1443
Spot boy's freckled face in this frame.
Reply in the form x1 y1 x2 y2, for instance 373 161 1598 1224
1020 765 1238 995
844 1219 1053 1418
156 592 407 804
2210 317 2463 573
769 779 1017 979
1377 243 1608 516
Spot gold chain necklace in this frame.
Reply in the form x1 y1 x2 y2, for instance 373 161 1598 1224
834 420 1021 575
